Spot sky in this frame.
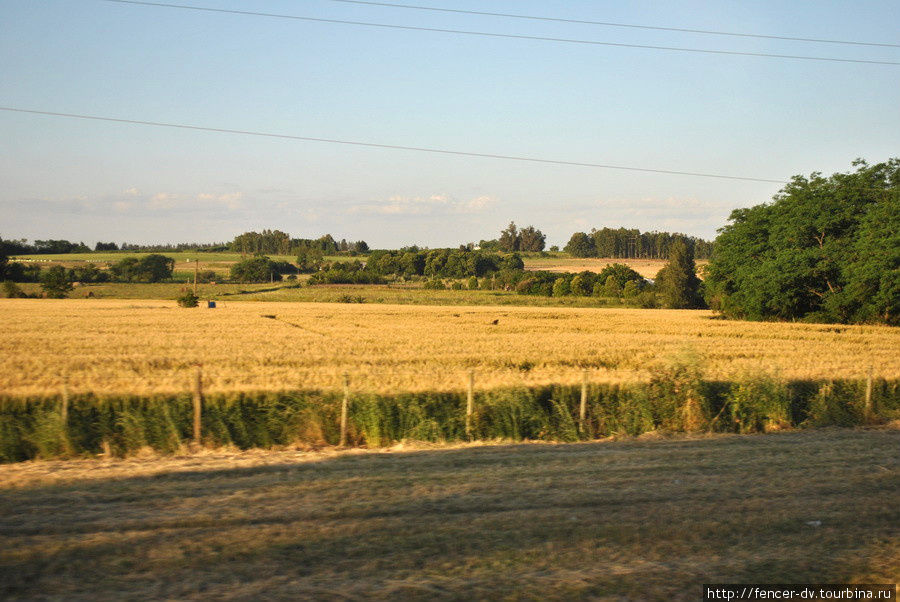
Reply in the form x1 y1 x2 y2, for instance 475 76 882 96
1 0 898 249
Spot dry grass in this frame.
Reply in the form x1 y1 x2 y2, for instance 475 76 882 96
1 299 897 397
523 256 708 279
1 428 897 600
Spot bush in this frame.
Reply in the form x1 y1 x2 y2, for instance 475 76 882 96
424 279 446 290
230 256 282 283
195 270 218 284
467 276 479 290
2 280 26 298
725 374 791 433
646 352 710 432
623 280 641 298
176 291 199 307
636 291 658 308
40 266 73 298
552 277 570 297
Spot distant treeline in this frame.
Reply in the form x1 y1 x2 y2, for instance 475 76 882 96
230 230 368 256
308 249 524 285
564 228 713 260
0 238 92 255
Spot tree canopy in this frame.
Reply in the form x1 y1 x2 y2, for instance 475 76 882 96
704 158 899 325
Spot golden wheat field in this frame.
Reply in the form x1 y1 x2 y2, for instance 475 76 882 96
0 298 897 398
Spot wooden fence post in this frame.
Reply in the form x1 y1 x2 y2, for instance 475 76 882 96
192 365 203 445
466 369 475 440
579 369 588 436
340 373 350 447
864 366 874 421
60 375 69 427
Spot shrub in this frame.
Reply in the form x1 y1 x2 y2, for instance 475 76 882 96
176 291 199 307
646 351 710 432
424 279 446 290
2 280 26 298
552 277 570 297
725 374 791 433
622 280 641 298
40 266 73 298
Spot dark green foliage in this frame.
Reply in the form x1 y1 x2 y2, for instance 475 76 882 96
1 374 897 462
499 222 519 252
296 248 325 273
551 277 570 297
308 261 386 285
3 280 26 298
230 256 283 283
597 263 645 289
705 158 900 324
176 290 199 307
94 242 119 251
68 263 109 283
564 232 596 257
40 266 73 298
602 276 622 298
655 238 705 309
110 254 175 282
2 261 41 283
569 272 595 296
589 227 714 260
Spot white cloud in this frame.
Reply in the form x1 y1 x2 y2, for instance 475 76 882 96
351 193 497 216
148 192 178 210
197 191 243 210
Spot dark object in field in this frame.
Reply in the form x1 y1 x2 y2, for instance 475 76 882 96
207 301 216 309
261 314 276 319
491 319 499 325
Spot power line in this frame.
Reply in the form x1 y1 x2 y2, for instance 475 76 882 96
99 0 900 66
330 0 900 49
0 106 789 184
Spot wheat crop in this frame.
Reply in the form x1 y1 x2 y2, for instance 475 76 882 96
0 299 897 398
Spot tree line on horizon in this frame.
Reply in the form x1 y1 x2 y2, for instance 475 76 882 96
2 158 896 325
564 228 714 260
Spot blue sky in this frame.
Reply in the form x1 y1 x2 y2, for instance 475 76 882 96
2 0 898 248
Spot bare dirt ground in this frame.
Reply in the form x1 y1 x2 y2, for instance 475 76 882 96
1 428 897 600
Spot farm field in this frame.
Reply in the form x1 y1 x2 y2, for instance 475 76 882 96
13 280 642 308
1 299 896 398
1 428 897 599
522 255 708 279
10 251 324 280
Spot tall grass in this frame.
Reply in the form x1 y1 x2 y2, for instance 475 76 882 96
2 367 897 462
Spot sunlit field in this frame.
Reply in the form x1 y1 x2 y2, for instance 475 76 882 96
522 255 709 279
1 299 896 398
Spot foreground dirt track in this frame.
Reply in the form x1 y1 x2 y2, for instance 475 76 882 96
1 429 897 600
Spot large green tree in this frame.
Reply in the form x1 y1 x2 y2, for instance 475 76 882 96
564 232 596 258
704 158 899 324
655 238 704 309
40 266 74 298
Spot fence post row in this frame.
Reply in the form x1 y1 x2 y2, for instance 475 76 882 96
192 365 203 445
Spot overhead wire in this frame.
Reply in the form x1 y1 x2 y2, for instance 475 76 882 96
0 106 789 184
99 0 900 66
329 0 900 49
